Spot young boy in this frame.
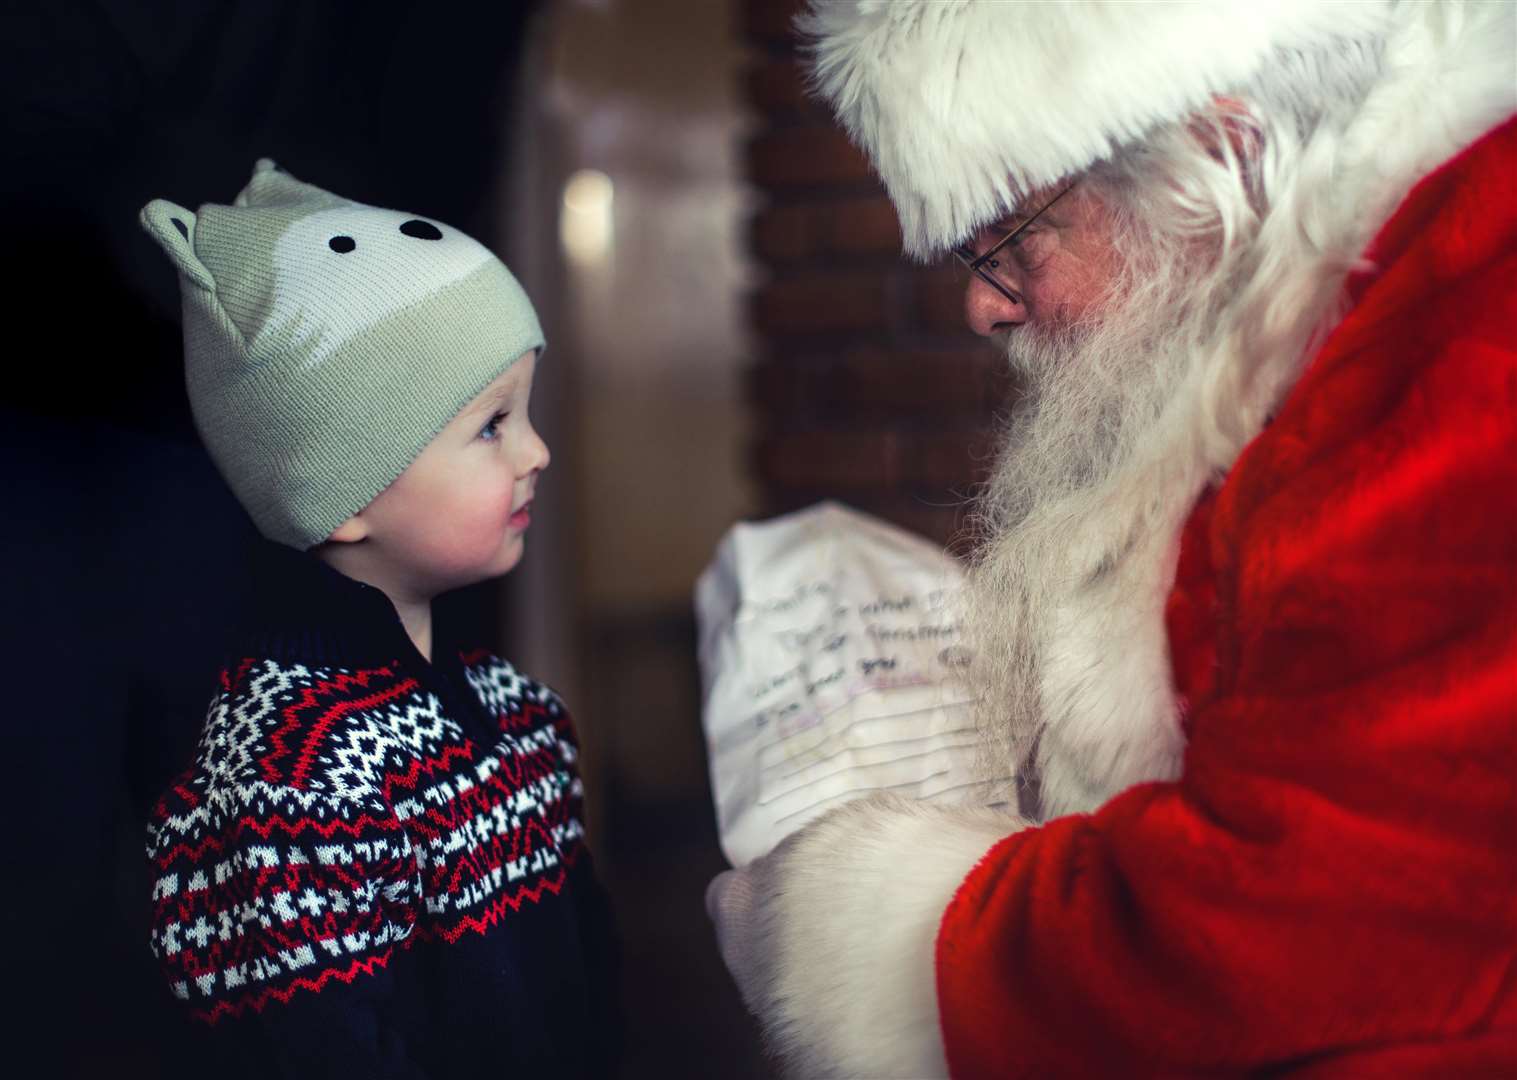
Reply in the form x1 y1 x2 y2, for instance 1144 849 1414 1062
139 160 617 1077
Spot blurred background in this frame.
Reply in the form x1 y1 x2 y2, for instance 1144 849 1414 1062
2 1 1012 1075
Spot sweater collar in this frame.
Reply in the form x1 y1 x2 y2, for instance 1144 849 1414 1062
243 537 457 672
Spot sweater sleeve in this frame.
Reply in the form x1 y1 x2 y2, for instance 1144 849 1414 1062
147 776 431 1079
935 121 1517 1076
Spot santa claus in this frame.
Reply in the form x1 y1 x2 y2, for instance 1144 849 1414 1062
706 1 1516 1076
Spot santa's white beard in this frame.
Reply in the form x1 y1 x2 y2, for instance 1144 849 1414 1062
965 223 1225 815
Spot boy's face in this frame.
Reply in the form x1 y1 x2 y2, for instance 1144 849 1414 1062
329 351 549 600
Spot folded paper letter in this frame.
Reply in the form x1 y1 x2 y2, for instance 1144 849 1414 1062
696 502 1010 866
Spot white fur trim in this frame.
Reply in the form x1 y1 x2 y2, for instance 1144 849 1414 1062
799 0 1393 255
750 795 1022 1078
1037 525 1188 816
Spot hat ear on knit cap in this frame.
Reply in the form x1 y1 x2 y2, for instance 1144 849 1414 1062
797 0 1392 258
140 158 545 550
139 200 214 291
233 157 346 210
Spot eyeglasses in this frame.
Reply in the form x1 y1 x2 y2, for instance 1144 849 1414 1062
951 182 1078 307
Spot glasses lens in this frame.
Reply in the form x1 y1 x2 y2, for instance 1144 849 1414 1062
949 238 1020 296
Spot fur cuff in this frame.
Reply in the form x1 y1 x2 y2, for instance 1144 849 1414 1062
798 0 1390 256
748 795 1023 1078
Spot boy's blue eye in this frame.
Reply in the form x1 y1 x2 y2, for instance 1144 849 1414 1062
479 413 507 440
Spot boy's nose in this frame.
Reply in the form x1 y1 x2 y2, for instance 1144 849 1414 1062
965 273 1026 337
526 426 551 473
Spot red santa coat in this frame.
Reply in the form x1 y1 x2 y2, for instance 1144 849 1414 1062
937 117 1517 1077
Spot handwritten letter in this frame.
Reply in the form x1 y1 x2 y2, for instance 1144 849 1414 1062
696 502 1010 866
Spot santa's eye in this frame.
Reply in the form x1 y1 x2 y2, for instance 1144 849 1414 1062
1008 229 1055 270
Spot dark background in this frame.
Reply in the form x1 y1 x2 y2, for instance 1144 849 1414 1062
2 3 542 1072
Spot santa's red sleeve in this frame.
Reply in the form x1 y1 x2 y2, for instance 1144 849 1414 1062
935 117 1517 1076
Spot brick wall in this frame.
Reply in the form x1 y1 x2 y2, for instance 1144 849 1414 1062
740 0 1017 552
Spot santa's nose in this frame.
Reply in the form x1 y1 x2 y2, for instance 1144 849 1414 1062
964 273 1026 337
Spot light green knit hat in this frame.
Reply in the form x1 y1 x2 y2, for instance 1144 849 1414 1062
140 158 545 549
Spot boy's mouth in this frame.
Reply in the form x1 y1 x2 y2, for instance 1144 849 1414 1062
509 500 533 530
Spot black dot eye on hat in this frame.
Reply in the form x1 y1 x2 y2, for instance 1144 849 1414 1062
399 219 443 240
329 235 356 253
171 218 189 240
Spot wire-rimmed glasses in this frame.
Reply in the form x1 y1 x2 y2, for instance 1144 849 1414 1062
950 182 1078 306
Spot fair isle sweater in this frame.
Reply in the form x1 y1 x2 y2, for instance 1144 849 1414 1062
145 541 618 1078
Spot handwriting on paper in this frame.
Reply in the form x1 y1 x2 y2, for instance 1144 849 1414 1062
698 503 1016 865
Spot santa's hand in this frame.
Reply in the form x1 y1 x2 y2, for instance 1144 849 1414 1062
706 859 775 1017
702 795 1022 1078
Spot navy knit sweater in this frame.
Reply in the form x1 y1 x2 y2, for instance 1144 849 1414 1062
145 542 618 1077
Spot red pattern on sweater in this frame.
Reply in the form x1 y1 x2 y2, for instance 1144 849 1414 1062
147 652 588 1023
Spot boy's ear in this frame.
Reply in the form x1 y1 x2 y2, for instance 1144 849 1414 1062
326 515 369 544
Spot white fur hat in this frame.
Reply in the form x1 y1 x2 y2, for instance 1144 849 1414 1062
798 0 1390 257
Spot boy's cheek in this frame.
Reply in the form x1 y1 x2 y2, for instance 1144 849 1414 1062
379 479 520 587
431 497 523 575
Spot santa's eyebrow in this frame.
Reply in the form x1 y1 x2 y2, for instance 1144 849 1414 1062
993 207 1048 231
961 212 1032 250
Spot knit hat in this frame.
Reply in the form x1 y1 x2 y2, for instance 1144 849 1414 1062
140 158 545 550
798 0 1392 258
